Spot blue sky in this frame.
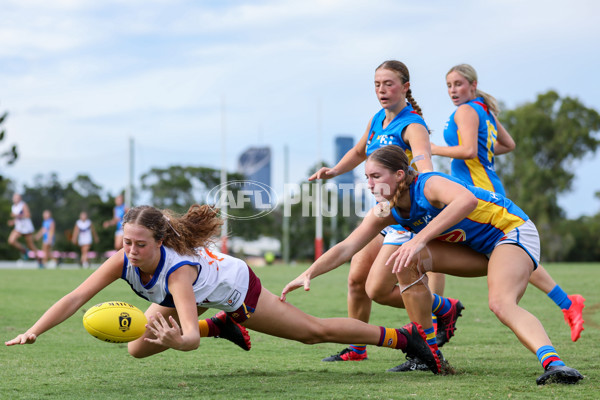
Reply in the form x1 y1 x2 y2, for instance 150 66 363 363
1 0 599 218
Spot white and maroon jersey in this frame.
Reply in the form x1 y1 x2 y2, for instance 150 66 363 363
121 246 249 312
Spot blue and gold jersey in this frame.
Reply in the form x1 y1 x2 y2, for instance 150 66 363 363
365 103 428 163
366 103 428 233
390 172 529 254
443 97 505 195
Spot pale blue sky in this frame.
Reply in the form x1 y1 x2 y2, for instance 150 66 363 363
2 0 599 218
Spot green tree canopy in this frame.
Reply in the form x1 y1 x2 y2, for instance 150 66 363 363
0 110 18 180
497 90 600 260
140 165 245 213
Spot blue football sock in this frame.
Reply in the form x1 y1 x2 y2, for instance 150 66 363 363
547 285 572 310
432 294 451 316
536 345 565 369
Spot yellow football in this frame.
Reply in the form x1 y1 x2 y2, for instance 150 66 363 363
83 301 147 343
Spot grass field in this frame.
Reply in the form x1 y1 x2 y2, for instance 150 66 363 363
1 262 598 399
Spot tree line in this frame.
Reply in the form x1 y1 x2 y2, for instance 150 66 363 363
1 90 599 262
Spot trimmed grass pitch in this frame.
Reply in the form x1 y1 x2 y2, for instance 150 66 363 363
1 262 599 399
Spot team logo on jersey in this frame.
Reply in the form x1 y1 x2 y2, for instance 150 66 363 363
368 130 375 143
412 214 433 228
436 229 467 243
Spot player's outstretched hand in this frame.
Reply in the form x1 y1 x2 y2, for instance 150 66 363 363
5 332 37 346
280 274 312 302
309 167 338 181
387 238 426 273
144 313 183 350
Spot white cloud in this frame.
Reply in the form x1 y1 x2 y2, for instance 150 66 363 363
1 0 599 217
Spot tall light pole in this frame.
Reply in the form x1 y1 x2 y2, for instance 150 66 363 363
126 136 134 208
315 98 323 260
220 96 228 254
282 145 290 264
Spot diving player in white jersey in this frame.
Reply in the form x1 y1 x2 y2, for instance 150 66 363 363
6 204 440 374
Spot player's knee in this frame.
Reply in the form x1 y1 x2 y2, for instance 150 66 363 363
365 283 389 305
347 273 367 296
488 296 512 323
396 262 420 288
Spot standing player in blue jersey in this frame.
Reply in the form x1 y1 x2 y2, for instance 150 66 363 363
431 64 585 342
35 210 56 268
282 145 583 384
103 194 128 252
309 60 461 363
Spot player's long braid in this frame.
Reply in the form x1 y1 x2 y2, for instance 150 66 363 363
368 145 417 209
447 64 500 116
377 60 425 120
123 205 223 256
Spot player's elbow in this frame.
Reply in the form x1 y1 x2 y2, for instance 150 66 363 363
504 140 516 152
464 194 479 212
462 148 478 159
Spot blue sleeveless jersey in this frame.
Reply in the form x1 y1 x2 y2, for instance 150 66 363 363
42 218 54 243
366 103 428 232
390 172 529 254
365 103 428 161
115 204 126 231
443 97 505 195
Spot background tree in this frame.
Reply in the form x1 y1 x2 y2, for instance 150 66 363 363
0 178 17 257
139 165 275 240
0 110 18 180
497 90 600 260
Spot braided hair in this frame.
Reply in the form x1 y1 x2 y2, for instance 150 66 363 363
367 145 417 209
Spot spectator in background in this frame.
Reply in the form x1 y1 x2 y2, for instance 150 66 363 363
103 194 127 251
35 210 56 268
8 193 42 267
72 211 99 268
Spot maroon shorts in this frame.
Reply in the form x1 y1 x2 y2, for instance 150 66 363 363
227 265 262 323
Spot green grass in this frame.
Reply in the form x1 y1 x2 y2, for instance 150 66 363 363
1 263 599 399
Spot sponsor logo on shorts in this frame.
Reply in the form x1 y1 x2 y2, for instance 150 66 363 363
227 290 242 306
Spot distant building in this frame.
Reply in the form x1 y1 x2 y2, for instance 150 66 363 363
238 146 272 208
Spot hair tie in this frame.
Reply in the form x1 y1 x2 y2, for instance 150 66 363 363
163 215 181 237
410 154 425 166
